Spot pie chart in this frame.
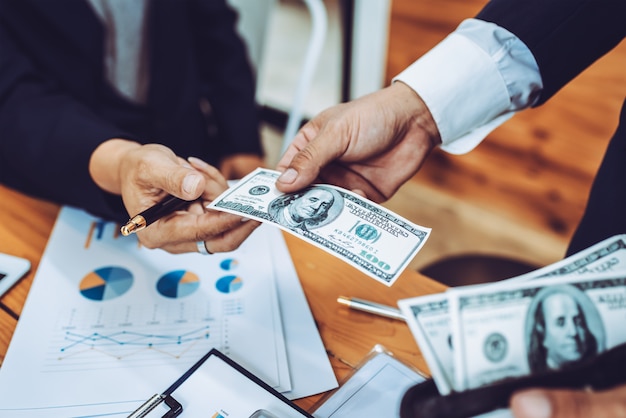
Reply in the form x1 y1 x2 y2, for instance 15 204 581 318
220 258 239 271
215 275 243 293
157 270 200 298
80 266 134 301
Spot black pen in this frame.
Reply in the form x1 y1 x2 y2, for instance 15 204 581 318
120 195 195 236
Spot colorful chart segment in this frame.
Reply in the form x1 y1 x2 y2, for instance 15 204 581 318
79 266 133 301
157 270 201 298
220 258 239 270
215 275 243 294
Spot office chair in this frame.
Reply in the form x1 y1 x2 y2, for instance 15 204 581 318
226 0 328 155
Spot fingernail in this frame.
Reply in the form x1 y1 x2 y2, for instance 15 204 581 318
183 173 202 194
515 391 552 418
188 156 209 167
278 168 298 184
241 217 251 222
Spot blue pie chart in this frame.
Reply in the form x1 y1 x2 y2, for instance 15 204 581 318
215 275 243 293
220 258 239 271
157 270 201 298
80 266 133 301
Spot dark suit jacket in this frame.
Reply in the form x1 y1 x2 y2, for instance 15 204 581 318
0 0 262 222
477 0 626 255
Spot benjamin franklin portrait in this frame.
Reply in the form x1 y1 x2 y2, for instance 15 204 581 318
524 284 605 373
268 186 343 231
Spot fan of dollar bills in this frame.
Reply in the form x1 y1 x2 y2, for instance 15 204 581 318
398 234 626 397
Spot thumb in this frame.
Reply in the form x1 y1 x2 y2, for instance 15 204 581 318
511 387 626 418
276 126 341 193
178 170 205 200
152 164 205 201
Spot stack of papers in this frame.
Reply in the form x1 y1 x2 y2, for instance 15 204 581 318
0 207 336 416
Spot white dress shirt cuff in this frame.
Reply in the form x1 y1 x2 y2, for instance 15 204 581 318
393 19 541 155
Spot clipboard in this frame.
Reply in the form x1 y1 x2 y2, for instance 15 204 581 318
128 348 313 418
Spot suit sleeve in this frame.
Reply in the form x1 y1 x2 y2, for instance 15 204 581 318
186 0 263 157
476 0 626 105
0 21 130 222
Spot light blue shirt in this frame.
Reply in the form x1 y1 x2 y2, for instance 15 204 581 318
394 19 543 154
87 0 150 104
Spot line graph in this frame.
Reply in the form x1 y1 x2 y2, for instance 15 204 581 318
42 301 233 371
45 323 218 372
59 326 211 358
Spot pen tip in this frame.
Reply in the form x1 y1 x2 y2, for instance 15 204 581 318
120 215 147 236
120 221 137 236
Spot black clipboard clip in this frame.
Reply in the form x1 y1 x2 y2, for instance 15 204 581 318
126 348 312 418
399 342 626 418
127 348 214 418
128 393 182 418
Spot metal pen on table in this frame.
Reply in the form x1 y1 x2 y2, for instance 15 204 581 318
120 195 196 236
337 296 406 321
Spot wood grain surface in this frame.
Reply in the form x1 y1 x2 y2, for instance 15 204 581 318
0 183 445 411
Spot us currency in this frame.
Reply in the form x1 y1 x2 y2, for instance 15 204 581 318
449 272 626 391
207 168 431 286
398 234 626 394
398 293 456 394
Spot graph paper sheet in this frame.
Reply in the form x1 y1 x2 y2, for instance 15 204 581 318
0 206 291 415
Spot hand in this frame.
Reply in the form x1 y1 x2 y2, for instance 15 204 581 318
275 82 442 202
89 139 260 254
510 385 626 418
219 153 265 180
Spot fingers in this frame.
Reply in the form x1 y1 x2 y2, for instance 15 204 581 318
198 217 260 254
120 144 206 205
275 118 346 193
116 145 259 254
158 219 261 255
274 83 441 199
145 163 205 202
275 127 323 192
136 206 260 254
187 157 229 200
510 386 626 418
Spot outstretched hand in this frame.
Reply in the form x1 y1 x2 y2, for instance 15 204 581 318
89 139 259 254
275 82 441 202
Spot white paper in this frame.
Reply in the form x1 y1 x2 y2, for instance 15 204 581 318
0 207 290 413
313 347 425 417
266 226 338 400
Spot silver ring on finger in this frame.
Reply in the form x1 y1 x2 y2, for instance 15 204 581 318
196 240 212 255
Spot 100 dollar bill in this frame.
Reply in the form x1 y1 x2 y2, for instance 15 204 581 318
449 272 626 391
398 234 626 394
398 293 456 394
208 168 431 286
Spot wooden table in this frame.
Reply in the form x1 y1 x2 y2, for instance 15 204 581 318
0 184 446 412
